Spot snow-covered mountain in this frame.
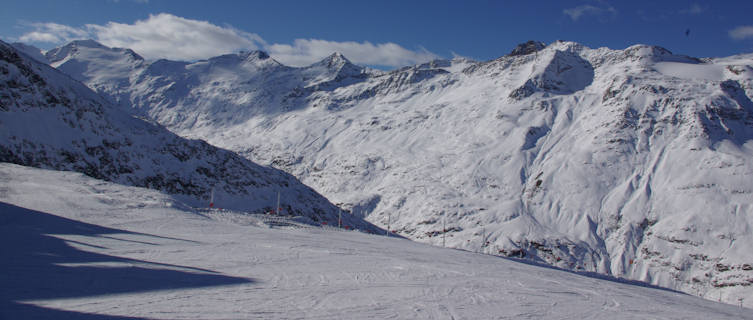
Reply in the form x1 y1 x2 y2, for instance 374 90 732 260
0 40 374 229
10 42 47 64
42 39 753 306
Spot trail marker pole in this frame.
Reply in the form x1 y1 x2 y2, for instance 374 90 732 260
338 209 342 228
386 212 390 237
209 187 215 208
442 212 446 248
276 191 281 215
481 227 485 254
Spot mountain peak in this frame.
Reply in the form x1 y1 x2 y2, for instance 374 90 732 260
508 40 546 56
328 52 347 60
45 40 104 63
67 39 107 49
623 44 701 64
45 39 144 66
319 52 353 68
204 50 280 68
304 52 364 81
239 50 270 61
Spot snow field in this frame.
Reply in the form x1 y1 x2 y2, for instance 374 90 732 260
1 163 750 319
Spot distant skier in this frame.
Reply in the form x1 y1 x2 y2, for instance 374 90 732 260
685 29 690 37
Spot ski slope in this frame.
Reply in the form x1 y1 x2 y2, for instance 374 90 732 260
1 163 749 319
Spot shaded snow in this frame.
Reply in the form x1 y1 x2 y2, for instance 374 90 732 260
654 62 726 81
10 42 48 64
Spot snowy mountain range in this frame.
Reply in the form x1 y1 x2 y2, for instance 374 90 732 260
0 40 375 230
13 39 753 306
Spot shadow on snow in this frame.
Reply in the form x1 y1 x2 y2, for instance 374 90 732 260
0 202 254 319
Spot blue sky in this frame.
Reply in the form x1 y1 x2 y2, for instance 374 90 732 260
2 0 753 68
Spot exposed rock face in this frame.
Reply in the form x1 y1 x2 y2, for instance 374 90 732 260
508 40 546 56
509 48 594 99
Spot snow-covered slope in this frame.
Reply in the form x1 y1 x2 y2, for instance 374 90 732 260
10 42 48 64
1 163 750 319
0 40 373 229
44 39 753 306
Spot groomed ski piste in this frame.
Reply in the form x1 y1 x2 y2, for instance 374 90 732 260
1 163 750 319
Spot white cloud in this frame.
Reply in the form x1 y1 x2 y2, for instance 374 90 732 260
729 25 753 40
84 14 266 61
268 39 439 67
19 22 90 43
563 4 617 21
18 14 265 61
563 5 598 21
17 13 439 68
680 3 706 15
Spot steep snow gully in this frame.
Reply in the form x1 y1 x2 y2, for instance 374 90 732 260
7 38 753 307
